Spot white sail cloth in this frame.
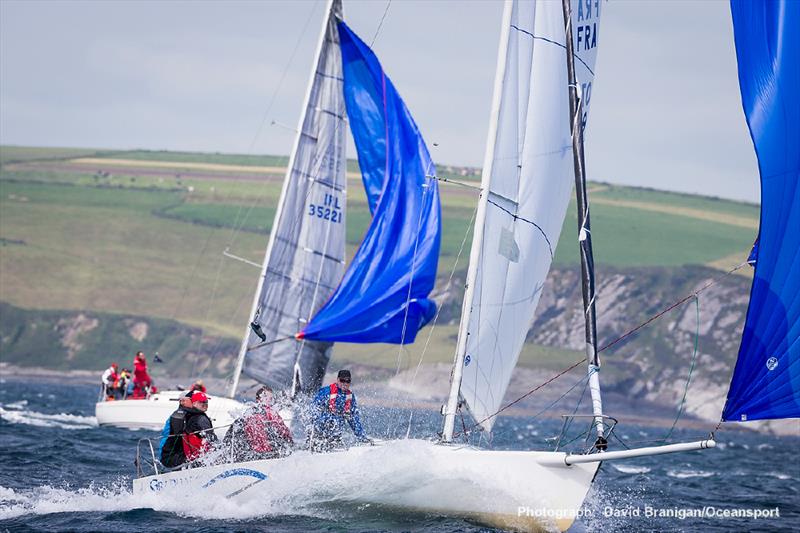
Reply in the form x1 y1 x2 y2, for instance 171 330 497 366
242 4 348 393
459 0 602 432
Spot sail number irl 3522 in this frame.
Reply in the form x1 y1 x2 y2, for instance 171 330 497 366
308 193 342 223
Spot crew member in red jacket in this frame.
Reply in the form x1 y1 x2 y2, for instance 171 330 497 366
223 386 293 461
182 391 217 462
132 351 153 398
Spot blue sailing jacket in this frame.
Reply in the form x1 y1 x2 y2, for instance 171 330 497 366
310 384 366 440
158 418 170 455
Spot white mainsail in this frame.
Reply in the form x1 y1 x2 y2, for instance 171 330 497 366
230 0 347 397
449 0 602 433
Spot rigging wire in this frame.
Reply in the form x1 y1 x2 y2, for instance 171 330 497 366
661 295 701 442
369 1 393 47
223 0 321 251
598 261 748 353
247 0 322 155
152 2 323 385
219 0 399 389
189 245 229 377
461 259 751 434
216 4 350 389
395 166 435 375
404 202 479 438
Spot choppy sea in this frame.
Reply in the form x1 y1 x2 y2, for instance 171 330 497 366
1 377 798 532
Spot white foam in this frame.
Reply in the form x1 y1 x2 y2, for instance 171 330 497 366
145 439 552 521
2 400 28 410
666 469 714 479
0 440 597 523
765 471 791 480
0 406 97 430
0 482 314 522
0 483 139 520
611 464 651 474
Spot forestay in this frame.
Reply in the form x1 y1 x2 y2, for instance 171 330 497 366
458 0 602 432
300 21 441 344
239 1 347 394
722 0 799 422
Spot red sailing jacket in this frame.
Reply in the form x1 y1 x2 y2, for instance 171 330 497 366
243 405 293 453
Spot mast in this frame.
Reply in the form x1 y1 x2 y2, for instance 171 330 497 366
228 0 341 398
561 0 605 445
442 0 514 443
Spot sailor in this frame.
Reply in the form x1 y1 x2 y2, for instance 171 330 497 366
190 379 206 393
182 391 217 463
116 368 132 399
308 369 371 452
223 386 293 462
159 391 193 468
101 363 118 400
132 351 153 398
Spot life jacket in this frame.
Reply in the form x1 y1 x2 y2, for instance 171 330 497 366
243 412 275 453
161 408 187 468
182 409 214 461
328 383 352 417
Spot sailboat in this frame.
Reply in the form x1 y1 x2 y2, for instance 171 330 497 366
96 388 242 439
132 0 797 531
100 0 442 435
226 0 440 405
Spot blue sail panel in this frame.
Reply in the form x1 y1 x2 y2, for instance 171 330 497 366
299 21 441 344
722 0 800 421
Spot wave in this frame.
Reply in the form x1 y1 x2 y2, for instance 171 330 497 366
611 464 651 474
0 483 138 520
0 478 339 523
764 471 791 480
0 406 97 430
0 482 255 521
666 469 715 479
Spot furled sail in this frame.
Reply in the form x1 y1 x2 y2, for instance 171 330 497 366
458 0 602 432
299 21 441 344
722 0 799 421
234 0 347 395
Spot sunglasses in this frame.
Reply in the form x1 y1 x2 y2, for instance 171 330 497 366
339 379 351 384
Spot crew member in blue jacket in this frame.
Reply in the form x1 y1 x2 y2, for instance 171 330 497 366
308 369 371 452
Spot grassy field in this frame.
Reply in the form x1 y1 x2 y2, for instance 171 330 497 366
0 146 114 165
0 146 760 372
94 150 292 169
0 180 261 338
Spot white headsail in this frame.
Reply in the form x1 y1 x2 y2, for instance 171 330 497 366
448 0 602 434
230 0 347 397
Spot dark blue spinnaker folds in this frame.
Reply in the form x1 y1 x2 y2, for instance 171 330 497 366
723 0 800 421
300 21 441 344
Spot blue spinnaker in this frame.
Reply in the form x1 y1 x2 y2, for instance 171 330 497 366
723 0 800 421
300 21 441 344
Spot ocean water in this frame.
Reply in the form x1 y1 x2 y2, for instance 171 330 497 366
1 377 798 532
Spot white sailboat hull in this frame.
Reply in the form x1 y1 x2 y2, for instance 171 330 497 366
132 439 598 532
95 390 243 439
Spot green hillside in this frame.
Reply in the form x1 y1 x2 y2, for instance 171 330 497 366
0 145 759 374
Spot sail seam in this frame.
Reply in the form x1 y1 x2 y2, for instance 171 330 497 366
315 70 344 82
264 266 338 292
273 235 345 262
509 24 595 76
487 198 554 258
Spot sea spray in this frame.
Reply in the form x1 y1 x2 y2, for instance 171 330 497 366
0 405 97 430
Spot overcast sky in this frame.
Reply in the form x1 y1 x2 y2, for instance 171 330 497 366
0 0 759 203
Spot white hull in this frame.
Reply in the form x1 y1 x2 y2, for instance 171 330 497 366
133 439 599 532
96 390 244 439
